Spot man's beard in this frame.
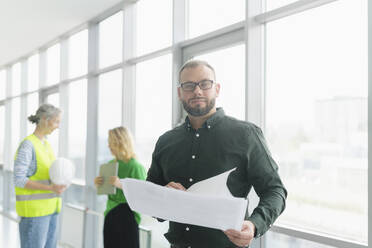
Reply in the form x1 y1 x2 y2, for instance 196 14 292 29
182 98 216 117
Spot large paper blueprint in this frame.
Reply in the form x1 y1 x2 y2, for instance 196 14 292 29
120 168 248 230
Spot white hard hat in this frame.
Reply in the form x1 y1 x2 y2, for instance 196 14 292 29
49 157 75 185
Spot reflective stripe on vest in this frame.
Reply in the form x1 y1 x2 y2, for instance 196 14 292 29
33 179 52 185
16 193 59 201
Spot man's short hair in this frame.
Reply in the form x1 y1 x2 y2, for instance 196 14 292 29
179 60 216 81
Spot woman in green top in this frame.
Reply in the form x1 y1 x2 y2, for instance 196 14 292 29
94 126 147 248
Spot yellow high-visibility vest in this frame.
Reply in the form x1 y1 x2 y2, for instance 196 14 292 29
15 134 61 217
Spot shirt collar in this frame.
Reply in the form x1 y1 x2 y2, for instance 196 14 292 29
184 108 225 131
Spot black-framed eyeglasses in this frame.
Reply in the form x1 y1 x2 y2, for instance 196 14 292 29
179 79 214 92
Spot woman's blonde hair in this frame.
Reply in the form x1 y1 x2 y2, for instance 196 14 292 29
108 126 136 162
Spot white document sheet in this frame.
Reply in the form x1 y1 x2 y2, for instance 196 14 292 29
120 168 248 231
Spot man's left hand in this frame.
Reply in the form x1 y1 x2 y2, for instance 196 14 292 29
224 220 255 247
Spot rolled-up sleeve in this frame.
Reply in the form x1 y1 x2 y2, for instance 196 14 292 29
13 140 35 188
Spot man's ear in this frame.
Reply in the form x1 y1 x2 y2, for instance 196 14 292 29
215 83 221 97
177 87 181 99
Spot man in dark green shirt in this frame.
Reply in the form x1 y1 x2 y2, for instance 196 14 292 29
147 60 287 248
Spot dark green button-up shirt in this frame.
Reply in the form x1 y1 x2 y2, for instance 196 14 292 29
147 108 287 248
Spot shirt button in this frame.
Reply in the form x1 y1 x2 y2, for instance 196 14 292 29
186 227 190 231
192 155 195 159
189 178 193 182
195 133 199 137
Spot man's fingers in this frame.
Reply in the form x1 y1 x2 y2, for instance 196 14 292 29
224 229 252 247
224 229 249 240
166 182 186 191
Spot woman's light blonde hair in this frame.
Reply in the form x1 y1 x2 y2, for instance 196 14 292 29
108 126 136 163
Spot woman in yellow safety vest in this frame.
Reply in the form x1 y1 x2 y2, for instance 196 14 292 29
14 103 66 248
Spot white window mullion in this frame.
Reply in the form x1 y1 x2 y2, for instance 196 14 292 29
4 68 12 171
172 0 187 126
245 0 265 127
20 60 28 139
122 3 136 134
245 0 265 247
84 21 99 248
39 49 47 103
3 67 12 212
59 39 69 157
368 0 372 246
255 0 339 24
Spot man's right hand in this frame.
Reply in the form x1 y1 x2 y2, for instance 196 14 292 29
166 181 186 191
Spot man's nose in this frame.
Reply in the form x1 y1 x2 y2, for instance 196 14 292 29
193 84 203 94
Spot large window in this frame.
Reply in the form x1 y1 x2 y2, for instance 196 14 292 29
27 54 39 92
188 0 245 38
68 30 88 78
68 80 87 181
265 0 367 243
46 43 61 86
136 0 172 55
99 12 123 69
0 70 6 100
11 63 21 96
135 54 172 168
195 45 245 120
97 69 122 164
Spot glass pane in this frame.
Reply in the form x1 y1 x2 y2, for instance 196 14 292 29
265 231 336 248
195 45 245 120
0 70 6 100
68 79 87 181
64 184 85 206
9 176 16 213
28 54 39 92
46 93 60 156
0 105 4 164
11 97 21 171
188 0 245 38
0 170 3 206
136 0 172 55
99 12 123 69
46 43 60 86
98 69 122 164
12 63 21 96
136 54 172 168
46 93 59 107
266 0 298 11
265 0 367 243
69 30 88 78
26 92 39 134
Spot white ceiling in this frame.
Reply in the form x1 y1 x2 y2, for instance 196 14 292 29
0 0 134 68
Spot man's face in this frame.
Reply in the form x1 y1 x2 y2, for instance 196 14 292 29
178 65 220 117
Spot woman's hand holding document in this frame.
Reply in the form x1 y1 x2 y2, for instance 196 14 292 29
120 168 248 231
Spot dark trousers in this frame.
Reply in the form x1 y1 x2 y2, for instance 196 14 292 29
103 203 139 248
